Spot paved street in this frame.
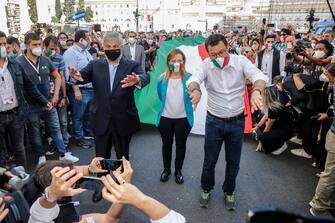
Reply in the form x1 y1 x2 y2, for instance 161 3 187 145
29 124 320 223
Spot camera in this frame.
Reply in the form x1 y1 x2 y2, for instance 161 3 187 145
284 63 304 74
294 40 312 54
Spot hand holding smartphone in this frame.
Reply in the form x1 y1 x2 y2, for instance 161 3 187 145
100 159 123 171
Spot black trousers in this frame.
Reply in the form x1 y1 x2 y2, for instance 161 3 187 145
259 126 293 153
0 111 26 168
158 117 191 171
94 119 132 160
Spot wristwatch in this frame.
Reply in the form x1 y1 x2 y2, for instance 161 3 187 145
43 187 57 204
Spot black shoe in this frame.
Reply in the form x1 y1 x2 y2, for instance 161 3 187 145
160 169 171 182
175 170 184 184
77 139 92 149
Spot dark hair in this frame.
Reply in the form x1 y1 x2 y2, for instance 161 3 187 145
272 75 284 85
6 36 19 46
0 31 6 38
34 160 74 190
44 35 59 47
205 34 228 51
324 31 334 37
91 41 100 50
252 38 260 45
324 63 335 77
47 28 53 33
57 32 68 39
74 30 88 42
316 39 334 57
265 34 276 41
281 28 292 36
24 32 40 44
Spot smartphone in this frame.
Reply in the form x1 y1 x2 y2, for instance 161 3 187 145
100 159 122 171
77 176 102 191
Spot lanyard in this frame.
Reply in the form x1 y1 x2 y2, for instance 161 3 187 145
24 56 41 81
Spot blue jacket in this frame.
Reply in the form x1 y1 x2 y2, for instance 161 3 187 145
156 73 194 127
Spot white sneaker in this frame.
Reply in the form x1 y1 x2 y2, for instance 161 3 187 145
38 156 46 165
290 149 312 159
59 153 79 163
289 136 302 145
272 142 288 155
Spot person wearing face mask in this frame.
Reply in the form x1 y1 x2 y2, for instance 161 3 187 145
122 31 145 71
187 34 268 210
0 31 52 168
57 32 69 55
255 34 286 86
6 36 21 59
63 30 94 150
43 35 73 156
16 32 78 164
156 49 193 184
143 33 159 72
322 31 335 48
67 31 150 160
309 63 335 217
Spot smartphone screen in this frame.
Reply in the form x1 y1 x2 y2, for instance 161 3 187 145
77 176 102 191
100 159 122 171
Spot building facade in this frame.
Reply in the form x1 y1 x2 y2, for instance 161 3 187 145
0 0 31 35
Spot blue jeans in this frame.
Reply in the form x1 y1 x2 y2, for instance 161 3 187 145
57 105 69 147
201 113 245 194
27 107 66 156
68 88 93 140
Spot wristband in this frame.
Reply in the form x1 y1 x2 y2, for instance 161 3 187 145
43 187 57 204
88 165 94 175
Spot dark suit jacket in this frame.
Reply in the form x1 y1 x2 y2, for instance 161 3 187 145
122 44 145 70
77 57 150 136
7 58 49 117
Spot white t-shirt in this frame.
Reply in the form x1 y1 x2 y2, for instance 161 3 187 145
162 78 186 119
29 199 186 223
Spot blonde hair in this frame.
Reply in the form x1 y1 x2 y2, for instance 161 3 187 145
162 49 187 81
262 87 284 113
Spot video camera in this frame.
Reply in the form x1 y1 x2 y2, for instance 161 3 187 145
284 63 304 74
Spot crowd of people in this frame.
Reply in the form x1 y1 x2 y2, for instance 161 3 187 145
0 21 335 222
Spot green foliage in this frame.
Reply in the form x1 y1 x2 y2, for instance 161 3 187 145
55 0 62 21
84 6 93 22
63 0 75 21
27 0 38 23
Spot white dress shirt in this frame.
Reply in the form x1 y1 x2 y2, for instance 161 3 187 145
187 54 268 118
255 49 286 86
130 44 136 61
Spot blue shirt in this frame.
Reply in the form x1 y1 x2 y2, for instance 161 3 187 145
108 62 119 92
63 44 93 88
50 54 65 73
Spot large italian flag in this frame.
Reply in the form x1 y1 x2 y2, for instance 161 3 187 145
134 36 253 135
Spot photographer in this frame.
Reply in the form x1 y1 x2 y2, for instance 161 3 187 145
28 158 185 223
254 87 293 155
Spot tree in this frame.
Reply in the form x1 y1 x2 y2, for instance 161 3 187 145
27 0 38 23
63 0 75 21
78 0 85 11
55 0 62 22
84 6 93 22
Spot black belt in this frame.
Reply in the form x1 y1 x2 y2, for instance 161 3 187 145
207 111 245 122
0 107 19 115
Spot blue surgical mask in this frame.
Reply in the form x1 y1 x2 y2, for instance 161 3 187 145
8 51 17 59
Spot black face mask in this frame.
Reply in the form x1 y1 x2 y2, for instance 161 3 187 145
105 49 121 61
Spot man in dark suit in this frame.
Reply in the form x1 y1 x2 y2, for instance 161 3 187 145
68 31 150 159
122 31 146 71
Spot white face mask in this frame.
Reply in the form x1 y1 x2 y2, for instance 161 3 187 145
0 46 7 58
311 43 316 49
128 37 136 44
252 44 258 51
80 39 89 49
313 50 326 59
319 73 329 82
32 47 42 57
147 39 154 45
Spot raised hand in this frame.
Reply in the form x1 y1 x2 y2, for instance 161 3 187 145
68 66 84 82
121 72 140 88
